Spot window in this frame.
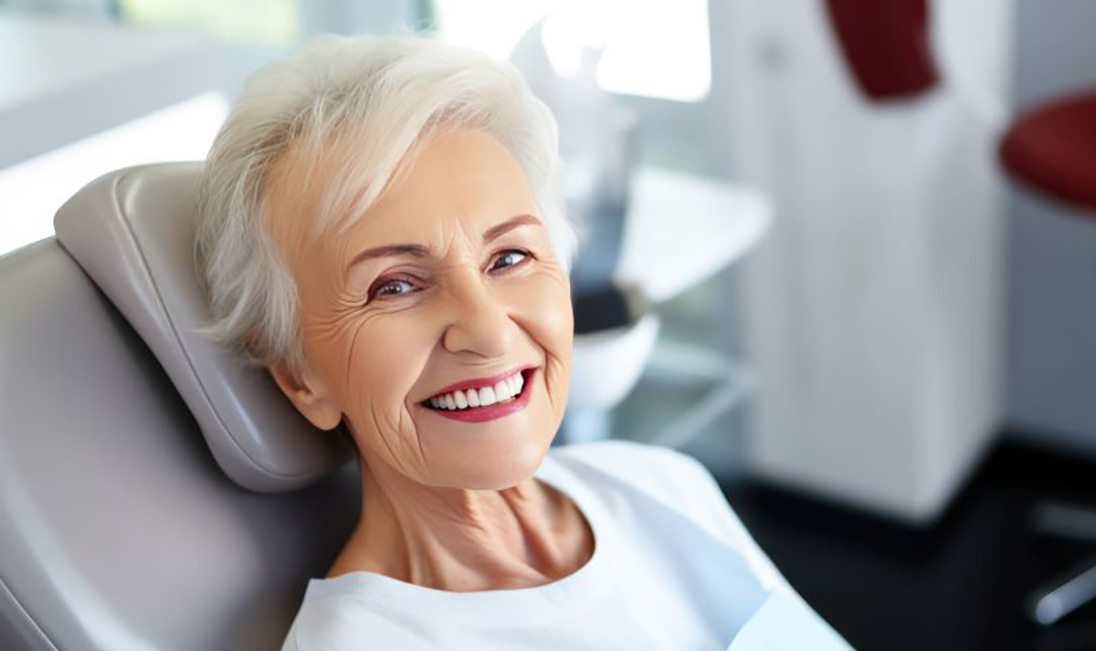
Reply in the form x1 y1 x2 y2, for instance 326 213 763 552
432 0 710 103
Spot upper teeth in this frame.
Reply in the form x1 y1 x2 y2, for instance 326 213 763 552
429 372 525 410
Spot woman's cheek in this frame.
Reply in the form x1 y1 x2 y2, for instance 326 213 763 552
342 316 415 413
508 271 573 422
510 271 572 350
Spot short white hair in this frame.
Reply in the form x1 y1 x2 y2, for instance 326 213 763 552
195 34 578 378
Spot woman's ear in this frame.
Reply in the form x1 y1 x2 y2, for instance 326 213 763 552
268 360 344 431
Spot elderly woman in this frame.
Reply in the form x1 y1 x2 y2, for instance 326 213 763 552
196 35 853 650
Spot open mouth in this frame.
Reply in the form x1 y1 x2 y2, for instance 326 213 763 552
421 368 534 412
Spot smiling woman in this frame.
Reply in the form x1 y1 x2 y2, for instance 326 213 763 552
262 127 575 497
193 35 854 650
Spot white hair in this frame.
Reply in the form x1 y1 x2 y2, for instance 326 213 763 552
195 34 578 378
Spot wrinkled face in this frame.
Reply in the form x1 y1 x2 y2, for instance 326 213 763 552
265 129 573 490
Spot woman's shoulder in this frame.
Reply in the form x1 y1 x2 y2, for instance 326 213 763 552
548 439 721 507
548 440 791 592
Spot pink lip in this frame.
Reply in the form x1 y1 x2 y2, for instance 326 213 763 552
425 368 536 423
424 365 533 401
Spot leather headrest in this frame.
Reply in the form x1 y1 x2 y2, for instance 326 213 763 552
54 162 353 492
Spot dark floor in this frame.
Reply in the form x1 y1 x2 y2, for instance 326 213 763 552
715 436 1096 651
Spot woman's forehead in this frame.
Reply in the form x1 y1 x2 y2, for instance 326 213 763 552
268 128 538 263
332 130 539 247
366 131 534 219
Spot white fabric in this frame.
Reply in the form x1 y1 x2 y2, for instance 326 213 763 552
280 440 854 650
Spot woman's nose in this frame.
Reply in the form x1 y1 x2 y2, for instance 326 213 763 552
440 268 517 358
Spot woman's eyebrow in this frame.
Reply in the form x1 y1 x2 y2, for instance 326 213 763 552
344 213 540 276
482 213 540 243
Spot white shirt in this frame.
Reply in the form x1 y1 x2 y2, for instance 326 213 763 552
280 440 855 650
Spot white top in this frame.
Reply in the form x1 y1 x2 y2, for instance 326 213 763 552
280 440 854 650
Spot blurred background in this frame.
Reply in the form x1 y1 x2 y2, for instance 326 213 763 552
2 0 1095 649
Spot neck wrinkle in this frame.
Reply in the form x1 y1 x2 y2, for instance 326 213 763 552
344 452 575 592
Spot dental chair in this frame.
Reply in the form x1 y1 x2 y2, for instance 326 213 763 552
0 162 360 651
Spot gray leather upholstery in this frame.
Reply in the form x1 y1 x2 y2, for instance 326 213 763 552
0 170 361 649
53 162 352 492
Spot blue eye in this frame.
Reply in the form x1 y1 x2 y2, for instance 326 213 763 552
491 250 529 271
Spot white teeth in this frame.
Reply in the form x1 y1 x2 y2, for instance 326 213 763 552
428 371 529 410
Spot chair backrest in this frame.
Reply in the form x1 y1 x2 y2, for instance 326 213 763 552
824 0 939 101
0 167 360 650
52 162 352 492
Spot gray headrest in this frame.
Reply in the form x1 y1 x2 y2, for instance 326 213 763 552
54 162 353 492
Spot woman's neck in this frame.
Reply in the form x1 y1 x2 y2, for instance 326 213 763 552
326 455 594 592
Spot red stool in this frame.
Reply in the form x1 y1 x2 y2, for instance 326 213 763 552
1000 90 1096 626
1000 91 1096 213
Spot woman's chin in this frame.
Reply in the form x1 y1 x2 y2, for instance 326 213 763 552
423 428 550 490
